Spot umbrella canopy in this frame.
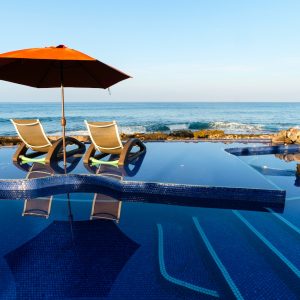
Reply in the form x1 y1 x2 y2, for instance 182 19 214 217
0 45 130 88
0 45 131 165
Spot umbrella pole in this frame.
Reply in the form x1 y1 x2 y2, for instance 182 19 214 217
67 192 75 244
61 83 67 166
60 63 67 167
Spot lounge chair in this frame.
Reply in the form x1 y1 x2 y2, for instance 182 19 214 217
90 194 122 223
11 119 85 163
83 120 146 166
22 163 53 218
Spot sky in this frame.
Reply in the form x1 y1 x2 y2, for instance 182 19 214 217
0 0 300 102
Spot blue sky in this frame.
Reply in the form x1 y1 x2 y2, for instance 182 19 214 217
0 0 300 101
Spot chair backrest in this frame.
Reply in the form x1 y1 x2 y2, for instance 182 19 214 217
11 119 52 152
85 121 123 155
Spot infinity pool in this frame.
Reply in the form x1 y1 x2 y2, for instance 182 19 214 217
0 142 299 299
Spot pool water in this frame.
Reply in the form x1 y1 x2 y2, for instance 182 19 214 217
0 142 299 299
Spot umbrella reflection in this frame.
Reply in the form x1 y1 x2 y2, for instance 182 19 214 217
5 219 140 298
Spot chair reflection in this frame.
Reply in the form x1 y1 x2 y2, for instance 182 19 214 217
84 150 145 178
16 152 146 220
86 152 145 222
18 155 82 219
22 197 53 218
90 194 122 223
22 163 54 218
90 164 123 223
95 163 124 180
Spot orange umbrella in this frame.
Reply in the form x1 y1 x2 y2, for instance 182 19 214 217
0 45 131 165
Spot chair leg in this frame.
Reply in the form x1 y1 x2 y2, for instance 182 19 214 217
45 138 63 164
64 137 86 157
83 143 97 164
119 138 146 166
13 142 28 162
45 137 86 164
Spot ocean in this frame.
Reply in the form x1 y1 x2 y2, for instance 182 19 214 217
1 102 299 136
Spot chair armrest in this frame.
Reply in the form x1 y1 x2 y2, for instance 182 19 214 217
119 138 146 166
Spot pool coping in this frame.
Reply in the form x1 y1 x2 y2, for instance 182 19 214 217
0 173 285 207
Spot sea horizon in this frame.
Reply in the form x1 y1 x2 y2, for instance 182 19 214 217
2 100 300 103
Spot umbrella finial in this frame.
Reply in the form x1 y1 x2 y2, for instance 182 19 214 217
57 45 67 48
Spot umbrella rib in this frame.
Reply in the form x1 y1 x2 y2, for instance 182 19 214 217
78 61 104 88
0 59 20 73
36 61 53 88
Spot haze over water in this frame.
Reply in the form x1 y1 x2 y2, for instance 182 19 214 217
2 102 299 136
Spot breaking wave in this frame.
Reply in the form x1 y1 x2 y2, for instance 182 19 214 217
49 121 269 136
210 121 265 134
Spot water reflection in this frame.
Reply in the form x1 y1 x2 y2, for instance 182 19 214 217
7 150 284 213
4 219 140 299
17 154 137 220
84 151 146 178
90 194 122 222
227 145 300 190
15 157 82 219
23 197 53 219
274 153 300 184
275 153 300 163
87 164 124 223
84 155 146 222
249 152 300 187
22 163 54 218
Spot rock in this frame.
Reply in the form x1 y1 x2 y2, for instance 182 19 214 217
287 128 300 143
193 130 225 139
169 130 194 138
272 128 300 144
0 131 273 146
272 130 286 144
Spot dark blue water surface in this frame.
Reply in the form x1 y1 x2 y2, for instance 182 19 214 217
0 142 300 299
1 101 300 135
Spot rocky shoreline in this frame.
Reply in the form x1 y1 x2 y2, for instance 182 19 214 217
0 129 272 146
124 129 272 141
1 128 299 146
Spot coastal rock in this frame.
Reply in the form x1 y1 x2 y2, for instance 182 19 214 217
287 128 300 143
122 132 169 141
169 130 194 138
0 131 273 146
193 130 225 139
272 128 300 144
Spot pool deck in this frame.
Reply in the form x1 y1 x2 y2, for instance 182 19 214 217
0 142 286 206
